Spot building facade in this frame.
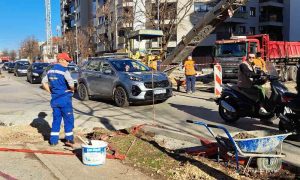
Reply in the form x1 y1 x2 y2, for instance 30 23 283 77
61 0 300 56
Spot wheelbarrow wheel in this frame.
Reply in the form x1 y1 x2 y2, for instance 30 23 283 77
257 157 282 172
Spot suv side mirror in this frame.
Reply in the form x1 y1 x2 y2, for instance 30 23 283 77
104 69 112 75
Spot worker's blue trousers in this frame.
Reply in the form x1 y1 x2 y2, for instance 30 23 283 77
49 95 74 144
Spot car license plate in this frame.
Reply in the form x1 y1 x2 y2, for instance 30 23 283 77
154 89 166 94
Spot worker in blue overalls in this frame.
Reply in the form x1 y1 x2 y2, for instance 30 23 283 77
42 52 75 146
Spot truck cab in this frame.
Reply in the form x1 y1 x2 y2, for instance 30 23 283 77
214 36 261 81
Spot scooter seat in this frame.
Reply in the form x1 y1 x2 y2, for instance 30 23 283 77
226 84 258 101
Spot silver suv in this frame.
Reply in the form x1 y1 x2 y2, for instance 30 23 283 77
77 57 172 107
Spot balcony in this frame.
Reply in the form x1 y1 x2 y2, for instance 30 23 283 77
260 0 284 7
118 37 126 44
259 15 283 26
97 25 107 35
117 0 134 7
226 11 248 24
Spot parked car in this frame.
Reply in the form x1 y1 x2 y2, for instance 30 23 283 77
7 62 16 73
41 64 79 87
67 64 79 87
27 62 50 84
2 62 10 71
77 58 173 107
14 61 30 77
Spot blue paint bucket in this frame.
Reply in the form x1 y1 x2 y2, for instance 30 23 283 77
82 140 108 166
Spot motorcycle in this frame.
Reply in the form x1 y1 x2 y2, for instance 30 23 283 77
279 87 300 135
216 62 291 123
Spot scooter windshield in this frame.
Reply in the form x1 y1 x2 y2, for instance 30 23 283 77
265 61 278 77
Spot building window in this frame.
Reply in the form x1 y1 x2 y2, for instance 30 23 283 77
250 7 256 17
239 6 247 13
194 2 212 13
250 27 256 35
98 16 105 25
239 26 246 34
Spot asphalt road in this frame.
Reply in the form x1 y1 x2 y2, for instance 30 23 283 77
0 70 299 167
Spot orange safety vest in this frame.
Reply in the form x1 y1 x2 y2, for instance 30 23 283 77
253 57 266 72
184 60 196 76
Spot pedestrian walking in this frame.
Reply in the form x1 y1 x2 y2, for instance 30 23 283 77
42 52 75 146
184 56 197 94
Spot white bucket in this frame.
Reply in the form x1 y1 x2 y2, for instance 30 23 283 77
82 140 108 166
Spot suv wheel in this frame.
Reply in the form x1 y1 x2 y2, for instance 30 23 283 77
78 83 89 101
114 86 129 107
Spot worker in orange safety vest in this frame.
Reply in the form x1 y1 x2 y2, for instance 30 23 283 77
184 56 197 94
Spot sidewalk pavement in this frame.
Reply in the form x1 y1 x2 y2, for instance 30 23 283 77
0 143 151 180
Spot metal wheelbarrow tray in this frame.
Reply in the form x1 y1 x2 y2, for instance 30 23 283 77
186 120 292 172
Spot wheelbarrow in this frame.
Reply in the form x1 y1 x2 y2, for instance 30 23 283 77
186 120 292 173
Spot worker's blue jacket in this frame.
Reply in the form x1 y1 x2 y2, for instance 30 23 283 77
42 64 74 107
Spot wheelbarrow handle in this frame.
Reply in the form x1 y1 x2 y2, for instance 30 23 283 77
186 120 209 127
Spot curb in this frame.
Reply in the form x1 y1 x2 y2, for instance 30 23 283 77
26 144 68 180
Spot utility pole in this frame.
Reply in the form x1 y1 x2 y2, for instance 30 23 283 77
45 0 53 57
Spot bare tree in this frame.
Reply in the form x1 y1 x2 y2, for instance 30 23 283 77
144 0 193 58
94 0 192 56
9 50 17 61
95 0 114 52
19 36 40 62
77 25 96 59
1 49 9 56
63 31 77 59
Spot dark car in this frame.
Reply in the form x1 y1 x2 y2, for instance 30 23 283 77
14 61 30 77
2 62 10 71
7 62 16 73
27 62 50 84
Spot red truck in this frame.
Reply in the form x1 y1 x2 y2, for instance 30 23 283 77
214 34 300 81
0 56 10 63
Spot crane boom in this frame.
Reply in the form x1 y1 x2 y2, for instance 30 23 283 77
160 0 248 73
45 0 53 56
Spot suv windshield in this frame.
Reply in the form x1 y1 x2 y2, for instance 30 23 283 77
110 60 151 72
17 61 30 66
33 63 49 70
215 43 246 57
19 65 29 70
8 63 15 67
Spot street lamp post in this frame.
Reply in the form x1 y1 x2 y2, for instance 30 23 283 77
75 23 79 64
74 10 79 64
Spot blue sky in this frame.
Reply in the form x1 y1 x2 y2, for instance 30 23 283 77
0 0 61 51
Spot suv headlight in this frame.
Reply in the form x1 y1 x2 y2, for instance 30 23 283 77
32 73 39 76
129 76 143 81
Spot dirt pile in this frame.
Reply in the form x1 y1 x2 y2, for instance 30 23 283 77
233 132 256 139
0 126 44 144
89 127 251 180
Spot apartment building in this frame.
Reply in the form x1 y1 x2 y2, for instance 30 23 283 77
60 0 94 34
